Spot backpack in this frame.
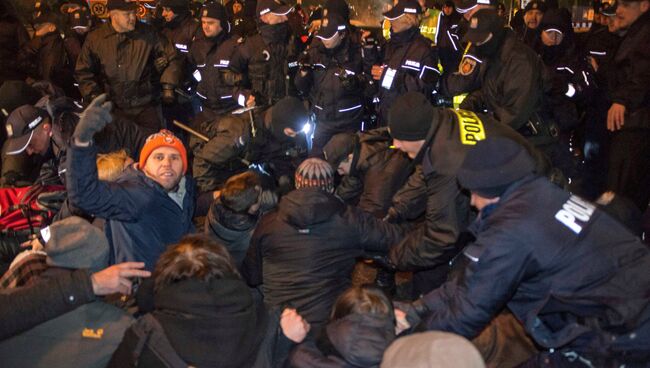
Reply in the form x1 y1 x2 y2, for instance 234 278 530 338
113 314 189 368
0 184 65 236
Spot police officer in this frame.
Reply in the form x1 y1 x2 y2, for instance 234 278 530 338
75 0 182 134
188 2 252 192
192 96 309 193
435 1 462 74
605 0 650 211
158 0 201 56
458 10 568 176
229 0 297 108
372 0 439 126
395 136 650 366
516 0 546 52
63 8 93 71
384 92 549 296
294 13 365 154
3 98 146 186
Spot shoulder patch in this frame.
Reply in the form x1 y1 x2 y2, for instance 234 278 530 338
459 57 477 76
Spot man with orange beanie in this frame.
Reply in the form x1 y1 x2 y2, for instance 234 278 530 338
66 94 195 270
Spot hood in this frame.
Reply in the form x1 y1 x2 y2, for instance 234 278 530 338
208 201 259 242
278 188 345 229
326 313 396 367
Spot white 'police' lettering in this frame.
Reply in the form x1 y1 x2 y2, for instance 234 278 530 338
554 195 595 234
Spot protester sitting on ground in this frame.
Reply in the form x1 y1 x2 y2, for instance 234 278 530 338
205 170 277 268
66 94 195 270
109 234 310 368
0 260 149 341
242 158 404 335
289 284 397 367
380 331 485 368
0 216 136 367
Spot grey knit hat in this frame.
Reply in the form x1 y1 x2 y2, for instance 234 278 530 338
295 158 335 193
45 216 110 273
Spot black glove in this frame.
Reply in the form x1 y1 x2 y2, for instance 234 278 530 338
154 56 169 73
393 299 430 328
162 85 175 105
73 93 113 144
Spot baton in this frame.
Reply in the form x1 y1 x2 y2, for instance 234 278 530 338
172 120 252 166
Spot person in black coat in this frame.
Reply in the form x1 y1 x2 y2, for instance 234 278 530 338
436 1 463 74
242 158 404 334
396 136 650 366
109 235 309 368
289 285 396 368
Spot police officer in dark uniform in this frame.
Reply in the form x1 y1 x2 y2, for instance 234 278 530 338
294 13 365 154
159 0 201 56
230 0 297 108
75 0 182 134
384 92 549 296
458 10 570 178
372 0 439 126
188 2 252 192
435 1 462 74
395 136 650 366
63 7 93 71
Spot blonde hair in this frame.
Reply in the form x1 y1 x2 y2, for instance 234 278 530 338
96 150 131 182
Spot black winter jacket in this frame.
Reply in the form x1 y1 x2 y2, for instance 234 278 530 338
205 198 259 268
420 175 650 355
0 15 30 83
377 27 439 125
335 129 411 218
607 11 650 130
389 109 550 270
289 313 395 368
159 13 200 57
242 188 404 331
75 22 182 108
460 30 549 139
294 37 365 130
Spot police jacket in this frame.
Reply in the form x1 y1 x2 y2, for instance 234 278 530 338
336 129 411 218
160 13 200 57
242 188 404 331
579 23 619 87
232 24 294 107
75 22 182 109
436 11 462 50
607 11 650 130
66 144 195 271
388 109 550 270
189 32 247 114
420 175 650 355
377 27 439 125
460 30 551 142
294 37 365 129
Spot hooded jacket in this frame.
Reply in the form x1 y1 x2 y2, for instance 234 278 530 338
289 313 396 368
420 175 650 356
242 188 403 331
205 198 259 267
66 144 195 271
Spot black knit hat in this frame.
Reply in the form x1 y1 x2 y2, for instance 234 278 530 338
457 136 535 198
539 8 571 35
324 0 350 21
201 1 228 25
267 97 310 141
524 0 547 13
387 92 434 141
159 0 190 14
295 158 335 193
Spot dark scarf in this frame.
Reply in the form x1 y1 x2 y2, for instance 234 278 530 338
475 29 507 59
258 22 289 45
389 26 419 44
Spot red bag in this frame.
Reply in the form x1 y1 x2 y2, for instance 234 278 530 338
0 185 65 234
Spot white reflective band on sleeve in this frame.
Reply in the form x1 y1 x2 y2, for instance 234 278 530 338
338 104 362 112
197 64 206 68
582 71 590 86
381 68 397 90
197 92 207 100
238 94 246 107
193 69 202 82
420 65 441 79
314 63 326 69
314 105 324 110
41 226 51 243
463 250 479 262
401 65 420 71
556 66 575 74
221 95 232 99
589 51 606 56
565 83 576 97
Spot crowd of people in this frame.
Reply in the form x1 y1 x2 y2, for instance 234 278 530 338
0 0 649 366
